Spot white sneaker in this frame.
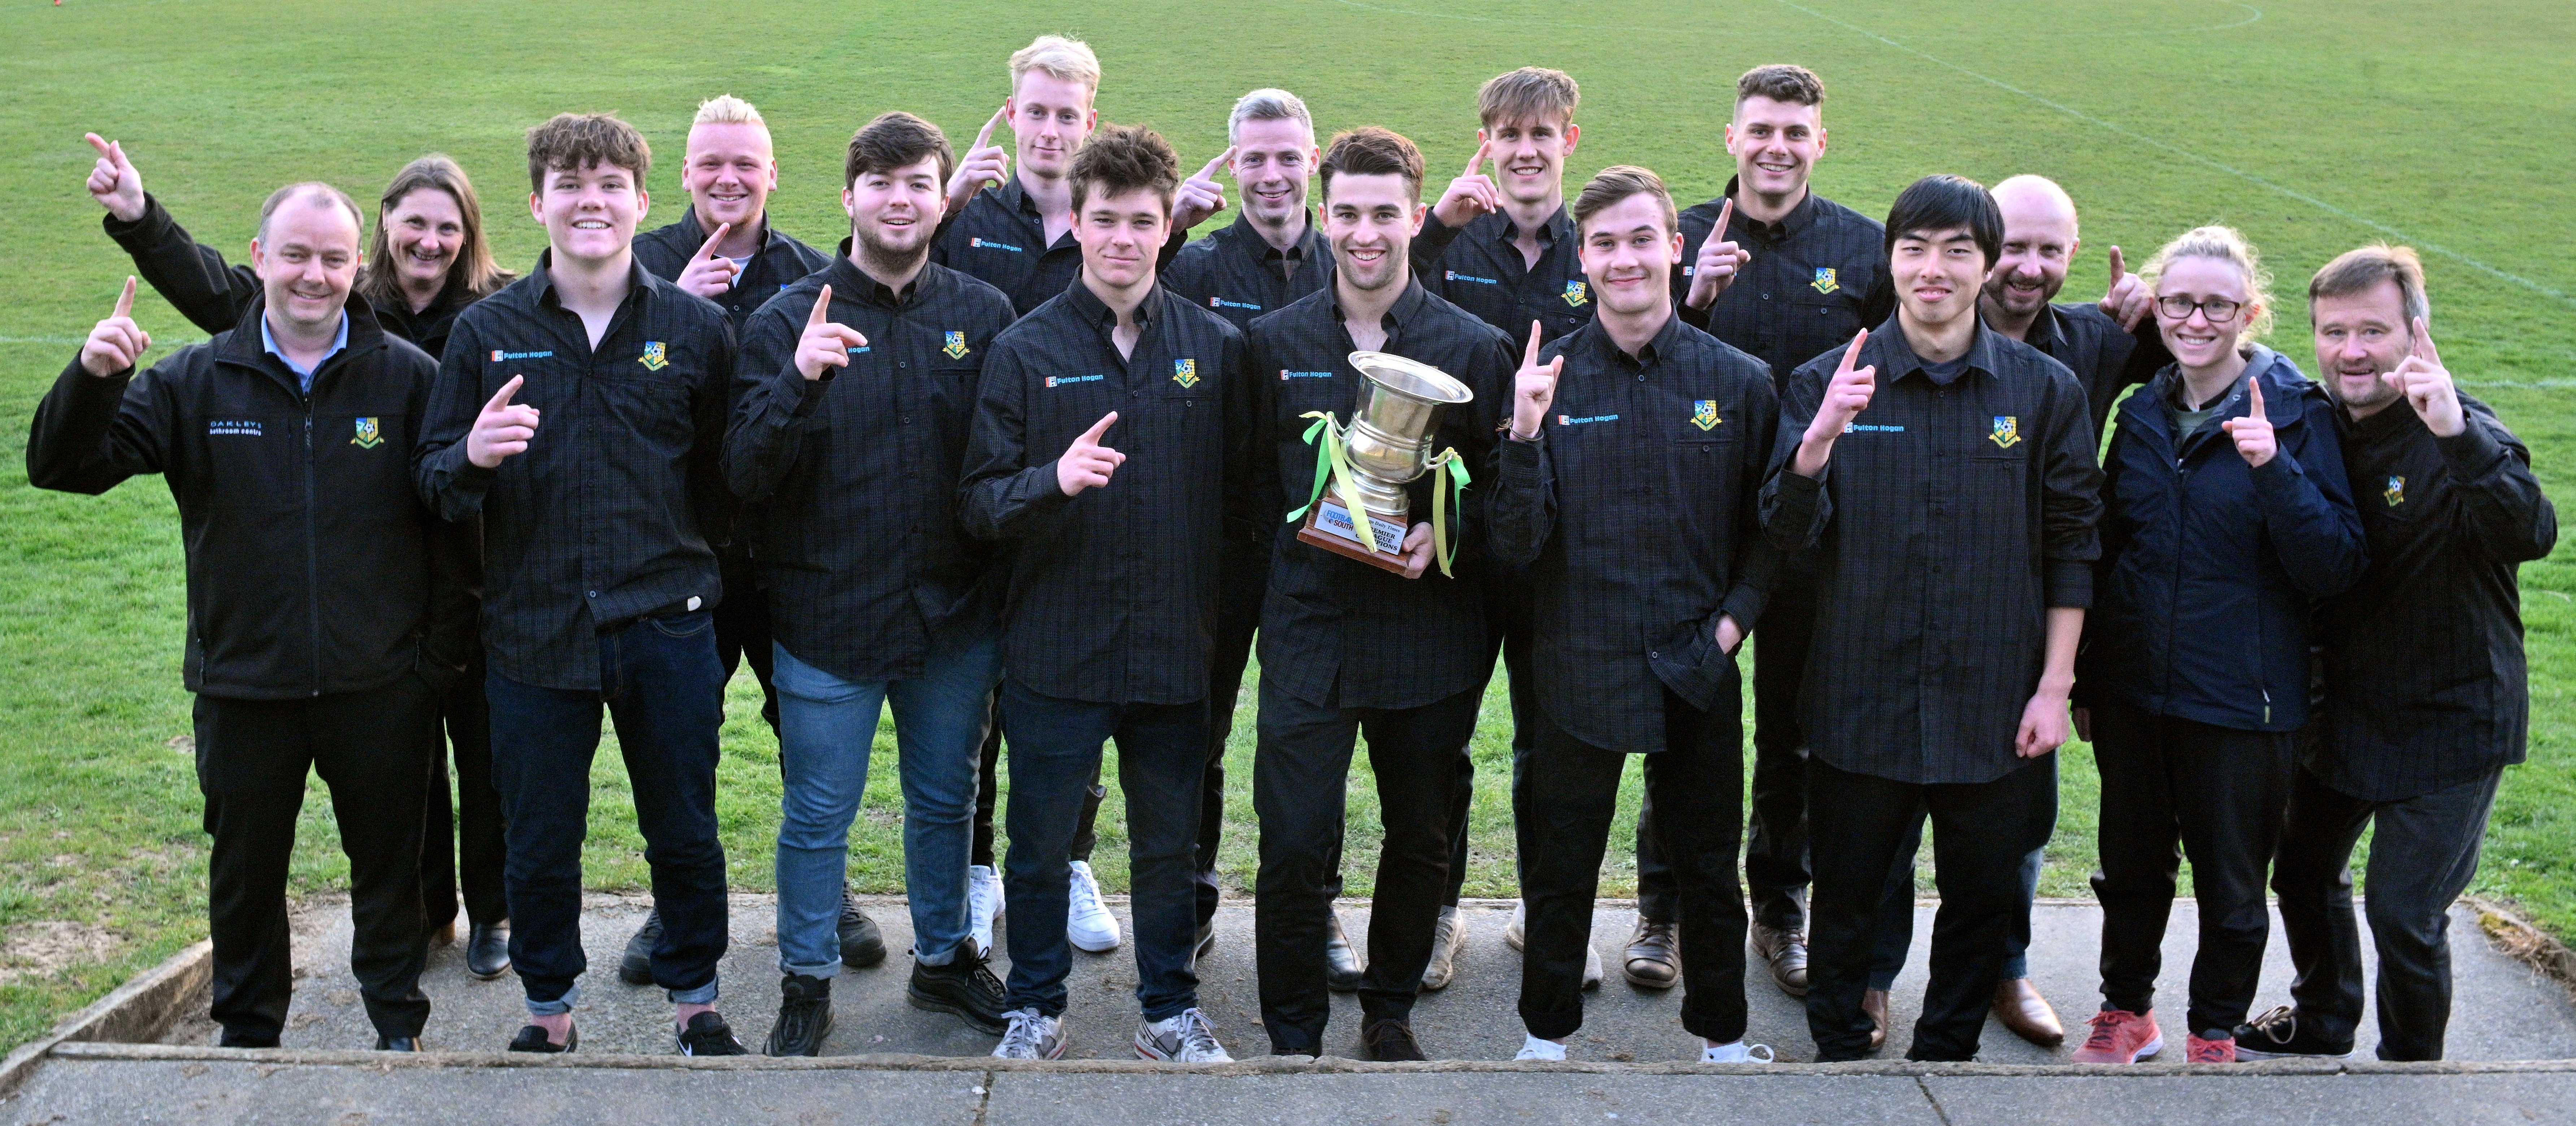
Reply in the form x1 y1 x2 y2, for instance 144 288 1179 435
993 1009 1066 1060
1135 1007 1231 1062
1703 1039 1776 1064
1514 1034 1568 1061
968 864 1005 955
1506 901 1600 988
1066 860 1122 953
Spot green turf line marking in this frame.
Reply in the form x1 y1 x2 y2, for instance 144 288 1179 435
1769 0 2576 309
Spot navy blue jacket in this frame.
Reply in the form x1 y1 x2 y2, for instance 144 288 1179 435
2077 346 2366 731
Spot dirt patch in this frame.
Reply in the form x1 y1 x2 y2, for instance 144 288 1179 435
0 920 124 985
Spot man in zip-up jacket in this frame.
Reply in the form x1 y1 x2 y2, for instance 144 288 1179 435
29 183 471 1052
2246 246 2557 1062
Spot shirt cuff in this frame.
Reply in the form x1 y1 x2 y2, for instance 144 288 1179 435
1499 432 1544 482
2436 418 2505 477
1764 468 1829 545
774 360 827 417
2043 559 2093 609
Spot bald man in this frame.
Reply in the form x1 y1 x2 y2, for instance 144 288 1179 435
1851 173 2162 1051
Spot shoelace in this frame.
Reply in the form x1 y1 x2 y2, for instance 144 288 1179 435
964 955 1008 1005
1174 1009 1224 1058
999 1011 1052 1057
2245 1005 2297 1045
2081 1014 2126 1051
1070 867 1106 912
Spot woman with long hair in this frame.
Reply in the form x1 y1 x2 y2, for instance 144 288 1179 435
2068 226 2367 1064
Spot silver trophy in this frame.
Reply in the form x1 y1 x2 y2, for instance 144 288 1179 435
1295 351 1475 571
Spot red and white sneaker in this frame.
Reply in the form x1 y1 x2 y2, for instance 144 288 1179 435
2186 1032 2238 1064
2070 1008 2164 1063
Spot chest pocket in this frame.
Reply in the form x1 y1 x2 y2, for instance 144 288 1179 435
596 348 703 456
1783 291 1864 369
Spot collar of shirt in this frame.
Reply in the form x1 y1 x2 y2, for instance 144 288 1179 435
527 250 655 319
1062 272 1164 338
675 206 784 259
1223 210 1324 273
259 309 350 386
1722 176 1819 242
1486 204 1575 250
1876 314 2003 387
825 241 927 307
1565 309 1690 373
1327 276 1432 341
2021 303 2074 358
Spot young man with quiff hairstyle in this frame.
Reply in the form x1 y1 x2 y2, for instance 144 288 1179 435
2245 246 2555 1062
960 123 1258 1064
417 112 748 1057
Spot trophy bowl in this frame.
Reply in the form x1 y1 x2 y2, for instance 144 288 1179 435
1295 351 1474 572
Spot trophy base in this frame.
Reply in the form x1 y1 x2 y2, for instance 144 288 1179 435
1296 489 1411 574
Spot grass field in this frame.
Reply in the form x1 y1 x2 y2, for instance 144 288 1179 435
3 0 2572 1053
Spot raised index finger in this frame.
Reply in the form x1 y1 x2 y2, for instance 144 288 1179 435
2107 246 2126 283
112 274 135 319
1835 328 1869 376
1466 138 1490 179
696 221 732 259
975 105 1006 151
1079 411 1119 445
2247 374 2267 421
1199 146 1237 182
2411 317 2441 365
84 132 114 159
1712 197 1735 244
808 285 834 326
485 373 525 412
1523 319 1543 366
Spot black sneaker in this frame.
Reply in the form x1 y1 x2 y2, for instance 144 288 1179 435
619 908 661 985
2231 1005 2354 1060
677 1011 747 1057
1361 1017 1426 1062
840 892 888 969
765 974 834 1057
910 939 1009 1034
508 1023 575 1053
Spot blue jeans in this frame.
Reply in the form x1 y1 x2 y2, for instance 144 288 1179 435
772 623 999 976
486 611 728 1015
1866 755 2055 990
997 679 1208 1020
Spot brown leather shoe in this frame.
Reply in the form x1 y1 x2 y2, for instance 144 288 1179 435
1862 988 1890 1052
1991 977 2064 1045
1748 922 1808 997
1622 918 1679 989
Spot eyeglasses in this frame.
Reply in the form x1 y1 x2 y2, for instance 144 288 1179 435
2155 295 2243 322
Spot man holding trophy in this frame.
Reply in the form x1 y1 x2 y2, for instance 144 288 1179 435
1243 127 1514 1061
1489 166 1782 1064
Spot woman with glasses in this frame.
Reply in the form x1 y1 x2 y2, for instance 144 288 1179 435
2066 226 2367 1065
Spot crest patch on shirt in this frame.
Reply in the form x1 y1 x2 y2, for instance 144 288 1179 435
1812 268 1840 295
351 417 383 449
1172 358 1200 389
2385 475 2406 507
1989 415 2022 449
943 331 970 360
1691 400 1721 431
638 341 669 371
1562 280 1589 307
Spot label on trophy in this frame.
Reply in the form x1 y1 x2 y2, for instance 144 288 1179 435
1315 496 1408 555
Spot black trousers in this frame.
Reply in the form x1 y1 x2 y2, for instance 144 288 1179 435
2089 697 2293 1035
2274 762 2501 1061
1253 681 1475 1051
1808 754 2055 1061
1196 546 1270 926
715 546 779 735
974 700 1107 867
421 649 507 929
1742 567 1818 931
195 676 437 1044
1448 565 1540 901
1519 685 1748 1043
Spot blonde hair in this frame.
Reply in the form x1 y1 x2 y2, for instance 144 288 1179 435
1010 35 1101 95
693 94 764 127
1478 67 1578 130
2143 224 2275 339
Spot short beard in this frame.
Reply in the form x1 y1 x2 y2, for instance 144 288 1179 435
855 230 930 280
2328 369 2403 413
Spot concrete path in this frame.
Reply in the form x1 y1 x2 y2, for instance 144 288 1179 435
8 895 2576 1124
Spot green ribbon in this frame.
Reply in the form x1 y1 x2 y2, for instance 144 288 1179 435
1286 410 1474 576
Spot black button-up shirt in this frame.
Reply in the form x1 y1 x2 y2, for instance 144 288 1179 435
1764 318 2103 784
1489 314 1782 754
725 253 1018 685
1412 205 1594 346
2013 300 2168 441
959 280 1258 705
2316 395 2556 802
932 176 1086 316
1245 280 1514 711
1674 182 1894 387
416 254 737 690
632 208 831 334
1163 211 1333 334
